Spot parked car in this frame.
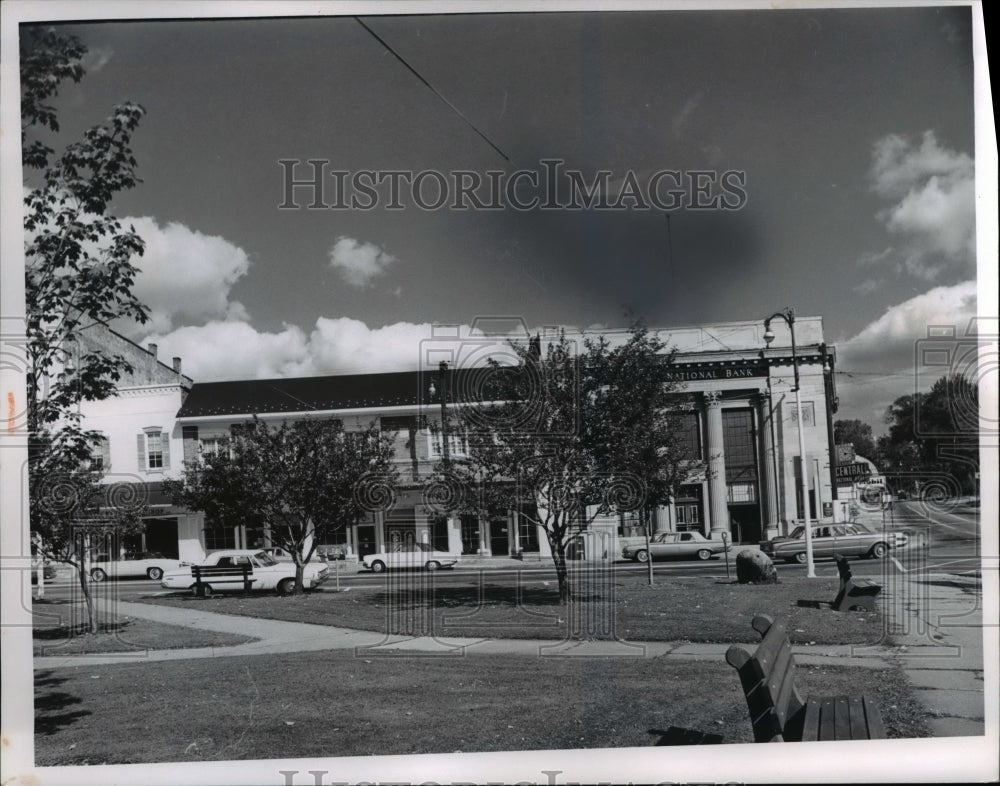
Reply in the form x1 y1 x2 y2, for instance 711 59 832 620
760 524 905 564
361 543 459 573
316 544 347 561
31 558 57 584
90 551 184 582
621 530 730 563
160 549 329 595
262 545 335 563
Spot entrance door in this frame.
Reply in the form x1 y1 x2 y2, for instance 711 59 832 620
144 518 179 558
489 519 510 556
356 525 377 558
728 504 762 544
460 515 479 555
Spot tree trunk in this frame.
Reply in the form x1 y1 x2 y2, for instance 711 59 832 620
76 560 97 634
292 556 305 595
551 539 570 605
644 521 654 587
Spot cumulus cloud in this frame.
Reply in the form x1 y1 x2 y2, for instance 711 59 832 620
146 318 463 381
146 316 580 382
867 131 975 279
124 217 251 335
328 236 396 288
303 317 439 373
144 321 309 381
835 281 978 426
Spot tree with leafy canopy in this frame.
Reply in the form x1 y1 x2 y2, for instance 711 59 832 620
834 418 877 462
21 28 149 626
430 325 702 603
165 416 398 594
880 374 979 495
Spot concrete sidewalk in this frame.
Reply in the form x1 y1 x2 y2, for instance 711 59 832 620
34 596 893 669
879 572 987 738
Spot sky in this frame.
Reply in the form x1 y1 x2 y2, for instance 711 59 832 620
15 3 991 434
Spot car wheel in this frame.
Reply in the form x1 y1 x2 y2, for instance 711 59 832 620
194 583 213 598
696 549 712 561
277 578 296 596
870 542 888 559
425 561 440 572
91 568 106 582
370 560 386 573
635 550 649 563
147 567 163 581
794 552 808 564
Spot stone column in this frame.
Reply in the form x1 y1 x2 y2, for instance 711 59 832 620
704 391 729 539
446 516 463 555
755 393 780 540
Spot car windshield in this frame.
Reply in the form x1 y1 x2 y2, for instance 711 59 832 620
253 551 278 566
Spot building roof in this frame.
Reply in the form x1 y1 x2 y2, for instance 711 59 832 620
176 368 523 418
177 371 427 417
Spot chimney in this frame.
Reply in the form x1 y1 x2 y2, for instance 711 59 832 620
147 343 158 359
172 357 182 374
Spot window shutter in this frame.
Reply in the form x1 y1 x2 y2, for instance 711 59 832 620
101 437 111 470
136 433 146 470
160 432 171 469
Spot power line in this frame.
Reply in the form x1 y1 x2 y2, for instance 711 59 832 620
355 17 512 165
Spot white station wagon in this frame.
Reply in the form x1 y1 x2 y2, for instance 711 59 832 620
160 549 329 596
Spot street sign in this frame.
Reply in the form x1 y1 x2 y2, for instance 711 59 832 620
835 462 871 482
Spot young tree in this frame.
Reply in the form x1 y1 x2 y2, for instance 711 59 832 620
433 326 702 603
166 417 398 594
31 460 148 632
21 28 149 623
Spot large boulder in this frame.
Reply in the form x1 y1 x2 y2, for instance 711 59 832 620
736 549 778 584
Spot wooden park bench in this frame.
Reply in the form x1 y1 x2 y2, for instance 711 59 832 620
192 564 253 597
832 554 882 612
725 614 885 742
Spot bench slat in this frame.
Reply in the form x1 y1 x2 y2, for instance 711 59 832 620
861 696 886 739
834 696 852 741
848 696 869 739
817 697 834 741
801 698 821 741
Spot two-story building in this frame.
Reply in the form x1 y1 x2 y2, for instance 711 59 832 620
167 317 841 563
77 316 840 564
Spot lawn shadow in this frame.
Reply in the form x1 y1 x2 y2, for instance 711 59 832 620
648 726 724 746
34 670 92 735
795 599 833 610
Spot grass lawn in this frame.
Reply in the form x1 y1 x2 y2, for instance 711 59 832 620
34 648 929 765
32 602 254 656
137 573 892 646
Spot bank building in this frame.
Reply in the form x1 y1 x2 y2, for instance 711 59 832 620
73 316 842 565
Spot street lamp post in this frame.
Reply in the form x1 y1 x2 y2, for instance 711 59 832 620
438 361 450 465
763 307 816 578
